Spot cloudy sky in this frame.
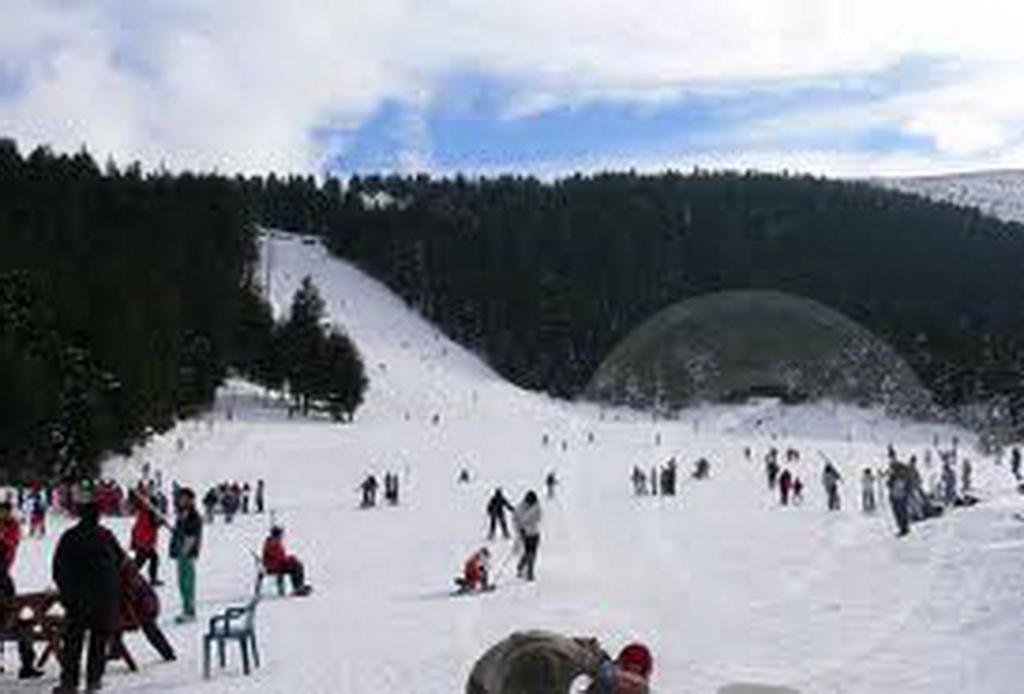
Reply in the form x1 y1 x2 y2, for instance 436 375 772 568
2 1 1022 178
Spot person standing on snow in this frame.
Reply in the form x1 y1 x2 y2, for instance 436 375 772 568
545 472 558 499
941 458 958 506
861 468 877 513
255 479 266 513
486 488 515 540
888 460 913 536
169 488 202 623
0 500 42 680
960 458 973 496
52 488 122 694
131 500 163 586
778 468 793 505
822 462 842 511
513 491 542 581
1012 448 1022 481
766 450 780 489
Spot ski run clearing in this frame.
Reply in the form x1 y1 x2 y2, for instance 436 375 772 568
8 232 1024 694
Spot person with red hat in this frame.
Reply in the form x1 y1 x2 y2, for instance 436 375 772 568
590 642 653 693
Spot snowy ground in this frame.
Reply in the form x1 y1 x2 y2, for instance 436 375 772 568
7 233 1024 693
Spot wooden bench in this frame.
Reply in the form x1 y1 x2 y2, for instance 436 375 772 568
251 551 286 597
0 590 63 669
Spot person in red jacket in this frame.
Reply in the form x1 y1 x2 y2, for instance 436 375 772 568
262 526 311 596
131 501 163 586
0 503 43 680
0 500 21 572
119 556 175 661
455 547 491 592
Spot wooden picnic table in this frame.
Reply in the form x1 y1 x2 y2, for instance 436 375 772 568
0 589 63 668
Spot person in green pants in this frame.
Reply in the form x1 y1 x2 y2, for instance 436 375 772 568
169 488 203 623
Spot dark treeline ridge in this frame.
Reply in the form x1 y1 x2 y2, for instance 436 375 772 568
240 170 1024 428
0 141 365 481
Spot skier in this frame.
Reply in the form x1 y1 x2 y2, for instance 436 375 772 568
255 479 266 513
202 487 218 523
888 460 913 536
1012 448 1022 481
631 467 647 496
360 475 379 508
545 471 558 499
458 469 471 484
961 458 973 496
0 501 42 680
52 487 123 694
941 459 958 506
792 476 804 505
861 468 877 513
486 488 515 540
822 462 842 511
169 487 202 623
693 458 710 480
455 547 491 593
766 450 780 489
513 491 542 581
262 526 312 596
663 459 677 496
131 500 163 585
778 468 793 505
241 483 251 514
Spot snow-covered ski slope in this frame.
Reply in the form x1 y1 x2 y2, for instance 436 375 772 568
10 233 1024 694
879 170 1024 224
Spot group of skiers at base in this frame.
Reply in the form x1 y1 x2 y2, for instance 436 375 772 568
465 630 653 693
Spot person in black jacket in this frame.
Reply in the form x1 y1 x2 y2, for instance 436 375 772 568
52 489 122 694
486 488 515 540
169 488 203 623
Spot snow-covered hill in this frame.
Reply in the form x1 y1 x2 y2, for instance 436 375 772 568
878 170 1024 225
8 233 1024 694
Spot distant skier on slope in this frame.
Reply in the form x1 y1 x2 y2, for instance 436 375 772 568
513 491 542 581
822 461 842 511
486 488 515 540
545 472 558 499
861 468 877 513
1012 447 1022 481
766 450 780 489
360 475 379 508
888 459 913 536
778 468 793 505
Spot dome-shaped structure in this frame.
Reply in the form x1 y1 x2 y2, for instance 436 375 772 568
584 290 932 415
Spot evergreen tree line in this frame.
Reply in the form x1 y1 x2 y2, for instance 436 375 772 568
235 275 367 422
0 141 366 481
239 171 1024 430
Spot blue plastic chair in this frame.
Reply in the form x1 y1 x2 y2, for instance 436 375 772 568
202 596 261 679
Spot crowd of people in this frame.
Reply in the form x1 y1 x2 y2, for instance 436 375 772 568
200 479 265 523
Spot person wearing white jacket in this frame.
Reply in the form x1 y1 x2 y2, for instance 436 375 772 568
513 491 542 581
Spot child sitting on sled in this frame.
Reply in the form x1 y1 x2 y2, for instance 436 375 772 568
455 547 491 592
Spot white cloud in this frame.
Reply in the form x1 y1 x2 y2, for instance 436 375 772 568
2 1 1024 174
